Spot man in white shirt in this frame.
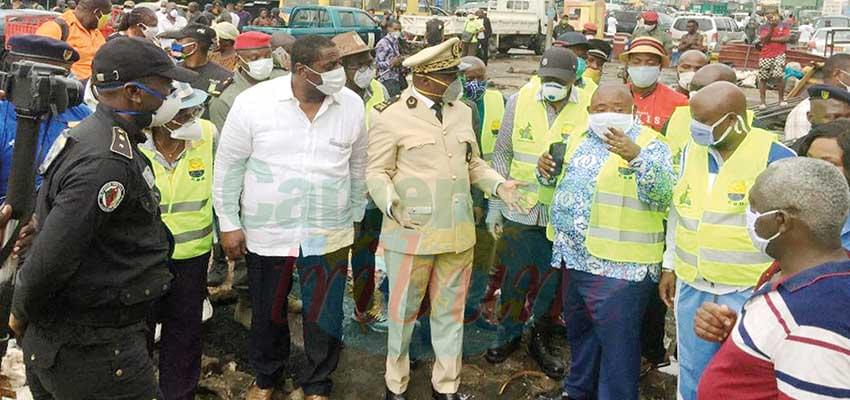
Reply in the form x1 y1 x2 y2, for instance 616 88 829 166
798 19 815 44
606 14 617 35
784 53 850 141
158 1 187 49
226 2 240 27
213 35 367 400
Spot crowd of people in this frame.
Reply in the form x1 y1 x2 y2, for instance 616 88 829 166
0 2 848 400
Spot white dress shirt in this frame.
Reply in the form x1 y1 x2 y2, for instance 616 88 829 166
213 74 368 257
158 15 187 49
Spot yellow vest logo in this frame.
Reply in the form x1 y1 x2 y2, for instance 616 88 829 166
188 158 206 181
518 123 534 141
679 184 692 207
489 120 500 135
560 123 575 138
617 158 636 179
727 180 747 204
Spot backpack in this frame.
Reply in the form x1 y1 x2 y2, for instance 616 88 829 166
54 17 69 41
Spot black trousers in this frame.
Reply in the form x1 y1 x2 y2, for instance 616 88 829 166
351 207 383 314
640 281 669 364
148 252 210 400
26 322 157 400
478 38 490 65
246 247 348 396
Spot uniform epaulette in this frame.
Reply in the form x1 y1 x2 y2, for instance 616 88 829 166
110 127 133 159
373 95 400 112
218 76 234 93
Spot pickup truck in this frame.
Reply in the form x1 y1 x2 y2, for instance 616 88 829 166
244 6 382 47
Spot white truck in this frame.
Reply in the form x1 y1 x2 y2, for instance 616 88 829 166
400 0 549 54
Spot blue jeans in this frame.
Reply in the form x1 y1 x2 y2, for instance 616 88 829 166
562 268 654 400
493 220 559 344
675 280 751 400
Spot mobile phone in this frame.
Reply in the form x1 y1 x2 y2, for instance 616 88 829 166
549 142 567 177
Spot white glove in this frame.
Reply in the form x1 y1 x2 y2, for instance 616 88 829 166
485 207 503 239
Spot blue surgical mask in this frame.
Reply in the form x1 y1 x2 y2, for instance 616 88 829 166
576 57 587 81
690 112 746 147
463 79 488 101
628 65 661 88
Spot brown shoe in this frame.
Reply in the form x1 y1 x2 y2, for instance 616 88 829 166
246 384 274 400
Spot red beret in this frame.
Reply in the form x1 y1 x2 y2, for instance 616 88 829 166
583 22 598 32
235 31 271 50
641 11 658 23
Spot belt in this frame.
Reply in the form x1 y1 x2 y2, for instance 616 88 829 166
65 302 153 328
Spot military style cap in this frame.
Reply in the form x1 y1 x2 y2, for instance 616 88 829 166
212 22 239 41
403 37 462 74
588 39 612 60
619 36 669 67
808 84 850 104
538 46 578 83
555 31 589 48
332 31 370 58
235 31 271 50
8 34 79 63
160 23 217 45
91 37 198 86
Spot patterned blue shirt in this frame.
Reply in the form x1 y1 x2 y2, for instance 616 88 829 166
375 35 402 83
546 123 675 282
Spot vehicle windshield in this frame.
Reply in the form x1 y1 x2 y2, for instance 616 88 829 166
673 18 713 31
814 29 850 42
815 17 850 29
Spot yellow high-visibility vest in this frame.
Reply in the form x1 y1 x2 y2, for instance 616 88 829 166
672 128 776 286
666 107 756 175
365 79 388 128
140 120 215 260
544 126 667 259
480 88 505 164
510 82 591 210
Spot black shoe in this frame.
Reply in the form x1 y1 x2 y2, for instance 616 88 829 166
207 244 228 287
528 326 566 379
536 388 569 400
485 336 521 364
432 387 471 400
385 387 407 400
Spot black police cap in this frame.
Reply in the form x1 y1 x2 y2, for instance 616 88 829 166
159 23 217 45
91 37 197 86
808 84 850 105
8 34 80 64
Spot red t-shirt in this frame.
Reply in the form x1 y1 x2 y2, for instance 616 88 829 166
631 83 688 132
758 23 790 58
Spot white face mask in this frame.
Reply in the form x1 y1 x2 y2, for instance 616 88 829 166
588 111 634 139
140 24 159 41
678 71 695 91
628 65 661 88
242 56 274 81
169 8 178 18
150 92 182 127
305 65 346 95
168 119 203 141
746 207 782 256
541 82 568 102
442 78 462 103
354 65 375 89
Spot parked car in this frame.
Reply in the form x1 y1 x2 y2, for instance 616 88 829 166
814 16 850 29
609 10 639 34
807 27 850 56
671 15 746 51
244 6 381 46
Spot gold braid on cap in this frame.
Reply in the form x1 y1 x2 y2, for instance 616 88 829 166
413 40 462 74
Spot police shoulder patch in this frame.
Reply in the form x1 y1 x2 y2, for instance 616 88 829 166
110 127 133 159
373 96 400 112
98 181 125 212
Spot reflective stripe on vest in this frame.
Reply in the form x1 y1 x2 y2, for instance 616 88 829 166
139 120 215 260
510 81 591 209
672 128 776 286
365 79 388 128
480 89 505 164
547 127 667 262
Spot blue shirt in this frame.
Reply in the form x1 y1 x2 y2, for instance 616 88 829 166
547 123 676 282
842 216 850 251
0 102 91 201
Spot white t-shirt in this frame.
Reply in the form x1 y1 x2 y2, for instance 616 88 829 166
607 16 617 35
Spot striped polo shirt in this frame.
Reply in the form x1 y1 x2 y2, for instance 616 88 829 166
697 260 850 399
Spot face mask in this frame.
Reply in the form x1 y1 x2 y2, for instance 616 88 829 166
116 82 180 128
169 8 178 18
746 207 782 256
442 78 462 103
272 47 290 71
690 112 745 147
646 23 657 31
628 65 661 88
242 56 274 81
463 79 487 101
838 70 850 91
354 65 375 89
678 71 695 91
305 65 346 95
96 10 109 29
588 111 634 139
541 82 568 102
168 119 203 140
140 24 159 41
584 67 601 83
390 31 401 39
576 57 587 81
171 42 196 59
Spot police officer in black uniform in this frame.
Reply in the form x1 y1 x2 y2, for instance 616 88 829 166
9 36 197 399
